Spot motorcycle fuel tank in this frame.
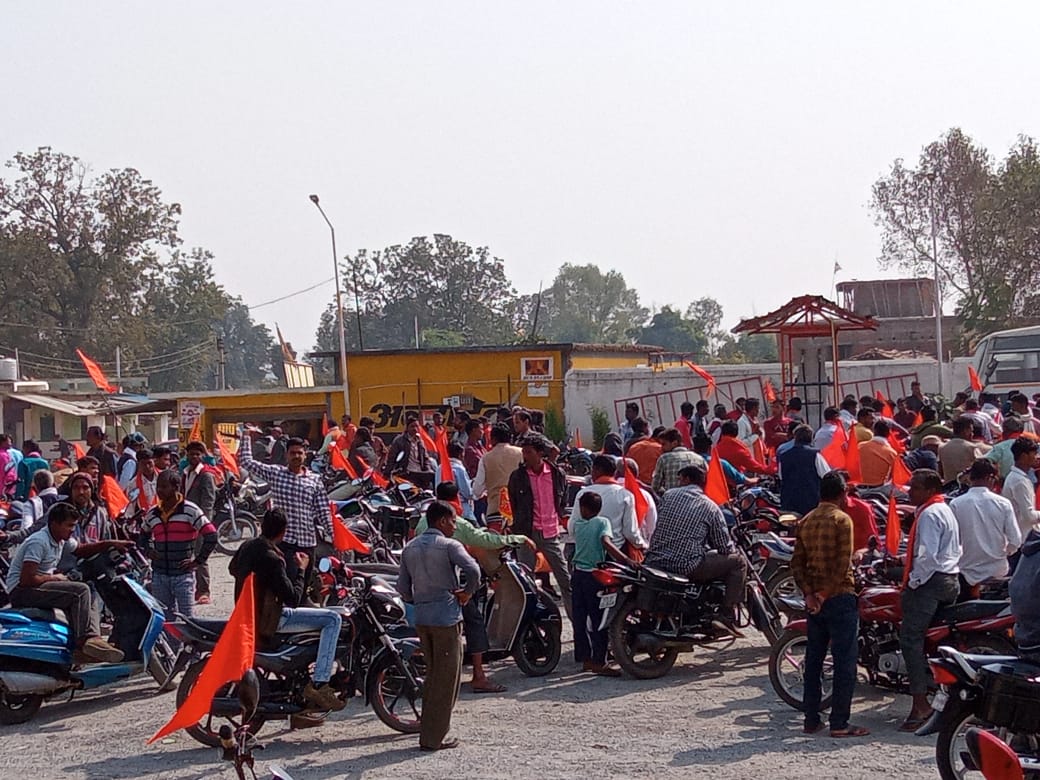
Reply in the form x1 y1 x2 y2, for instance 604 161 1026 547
859 586 902 622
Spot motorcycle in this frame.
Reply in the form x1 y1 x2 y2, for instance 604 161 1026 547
213 472 260 556
165 567 425 747
0 547 173 724
917 645 1040 780
767 557 1016 711
557 445 593 477
593 540 782 679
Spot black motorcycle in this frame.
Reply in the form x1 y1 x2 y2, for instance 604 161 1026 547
166 569 424 747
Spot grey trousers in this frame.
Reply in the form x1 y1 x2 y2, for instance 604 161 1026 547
520 531 573 619
10 581 95 645
417 622 463 749
690 551 748 611
194 536 210 597
899 572 960 694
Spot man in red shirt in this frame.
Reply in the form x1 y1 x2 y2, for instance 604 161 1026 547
762 400 792 453
841 490 881 551
715 421 776 475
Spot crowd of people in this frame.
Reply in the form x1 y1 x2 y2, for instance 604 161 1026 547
4 380 1040 753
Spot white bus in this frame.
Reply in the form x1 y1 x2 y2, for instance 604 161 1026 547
974 325 1040 396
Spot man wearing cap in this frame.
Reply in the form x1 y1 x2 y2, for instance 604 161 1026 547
182 441 219 604
117 432 149 492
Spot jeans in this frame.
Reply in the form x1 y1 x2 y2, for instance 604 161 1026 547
10 581 95 645
417 622 463 749
519 531 573 619
279 541 316 606
571 569 608 665
804 592 859 731
900 572 960 694
278 607 342 683
152 572 196 621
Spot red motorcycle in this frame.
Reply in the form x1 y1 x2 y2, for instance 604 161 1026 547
768 558 1016 710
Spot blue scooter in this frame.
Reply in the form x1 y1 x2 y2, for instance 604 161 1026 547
0 547 168 724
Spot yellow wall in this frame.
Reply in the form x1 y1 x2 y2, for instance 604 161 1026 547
570 353 652 370
193 389 346 445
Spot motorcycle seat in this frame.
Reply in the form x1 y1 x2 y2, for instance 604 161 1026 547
8 607 68 624
934 600 1009 623
185 616 322 640
641 565 691 588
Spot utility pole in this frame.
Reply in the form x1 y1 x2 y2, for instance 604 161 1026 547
216 336 227 391
927 172 944 396
115 346 122 379
309 195 351 415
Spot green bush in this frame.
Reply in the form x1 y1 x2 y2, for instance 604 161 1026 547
589 405 611 451
543 402 567 444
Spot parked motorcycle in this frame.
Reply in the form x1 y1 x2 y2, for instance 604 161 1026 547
916 645 1040 780
0 547 173 724
557 445 593 477
166 568 424 747
216 668 297 780
768 558 1016 711
213 472 260 556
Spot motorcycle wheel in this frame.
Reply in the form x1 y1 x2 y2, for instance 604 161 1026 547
608 597 680 680
935 705 985 780
768 629 833 711
958 634 1017 656
366 649 425 734
215 513 258 556
765 570 800 613
176 659 266 747
148 630 178 692
0 692 44 725
513 619 562 677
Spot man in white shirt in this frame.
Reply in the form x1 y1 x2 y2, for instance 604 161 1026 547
620 457 658 540
898 469 962 731
949 459 1021 594
570 455 646 555
736 398 763 451
1004 437 1040 542
471 425 522 516
812 407 843 450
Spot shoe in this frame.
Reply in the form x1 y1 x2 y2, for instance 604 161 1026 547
303 682 345 712
195 594 211 605
581 660 595 672
711 616 746 639
81 637 124 663
72 650 93 666
419 738 460 751
586 663 622 678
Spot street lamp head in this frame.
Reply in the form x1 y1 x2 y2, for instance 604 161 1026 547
309 194 320 204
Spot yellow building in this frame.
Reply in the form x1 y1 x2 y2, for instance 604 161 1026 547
162 343 654 440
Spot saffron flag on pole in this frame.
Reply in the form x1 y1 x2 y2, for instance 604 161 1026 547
331 504 372 554
99 475 129 520
885 493 902 556
968 366 983 393
72 442 86 460
887 430 906 454
321 412 330 437
188 418 202 443
215 435 240 478
684 361 716 397
435 430 453 485
891 455 914 488
75 349 117 393
355 455 389 488
417 426 437 454
763 379 777 404
875 390 894 419
148 573 257 743
574 429 583 449
705 449 730 506
329 446 358 479
844 432 863 484
821 422 848 469
623 461 649 525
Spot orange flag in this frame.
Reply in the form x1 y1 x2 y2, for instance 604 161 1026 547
148 573 257 743
574 429 583 449
891 455 913 487
355 455 389 488
705 449 730 505
214 435 240 478
968 366 983 393
321 412 330 437
75 348 117 393
623 461 649 524
875 390 894 419
72 442 86 460
99 475 129 519
763 379 777 404
821 422 847 469
885 493 902 556
417 426 437 453
331 507 371 554
188 418 202 443
684 361 716 396
329 446 358 479
435 430 453 485
844 432 863 483
888 430 906 454
912 411 924 428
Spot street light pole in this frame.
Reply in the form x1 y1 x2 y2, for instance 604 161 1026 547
309 194 350 416
927 173 944 397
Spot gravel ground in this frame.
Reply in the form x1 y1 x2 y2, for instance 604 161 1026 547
4 564 944 780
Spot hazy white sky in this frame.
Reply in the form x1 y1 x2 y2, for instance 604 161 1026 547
4 2 1037 352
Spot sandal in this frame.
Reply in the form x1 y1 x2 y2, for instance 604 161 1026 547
897 717 928 733
469 681 507 694
803 723 825 734
830 724 871 738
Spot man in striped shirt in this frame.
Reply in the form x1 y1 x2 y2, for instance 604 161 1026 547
240 432 332 597
140 470 217 620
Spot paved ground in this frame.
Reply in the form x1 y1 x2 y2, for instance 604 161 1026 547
4 562 945 780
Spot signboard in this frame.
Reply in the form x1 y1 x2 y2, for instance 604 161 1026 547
527 383 549 397
521 357 553 381
178 401 202 428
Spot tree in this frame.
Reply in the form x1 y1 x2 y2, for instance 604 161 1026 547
871 129 1040 335
637 306 707 353
536 264 648 343
717 333 779 364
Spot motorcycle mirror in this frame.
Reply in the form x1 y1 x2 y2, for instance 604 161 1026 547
867 535 878 552
395 450 405 464
317 557 332 574
238 667 261 722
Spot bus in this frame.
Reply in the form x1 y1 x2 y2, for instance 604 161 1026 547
973 325 1040 396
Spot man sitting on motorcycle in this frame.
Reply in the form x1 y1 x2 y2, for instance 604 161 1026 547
4 501 132 663
229 508 345 712
642 464 747 638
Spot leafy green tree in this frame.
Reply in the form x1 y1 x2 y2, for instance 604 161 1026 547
638 306 706 353
536 264 648 343
717 333 779 363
